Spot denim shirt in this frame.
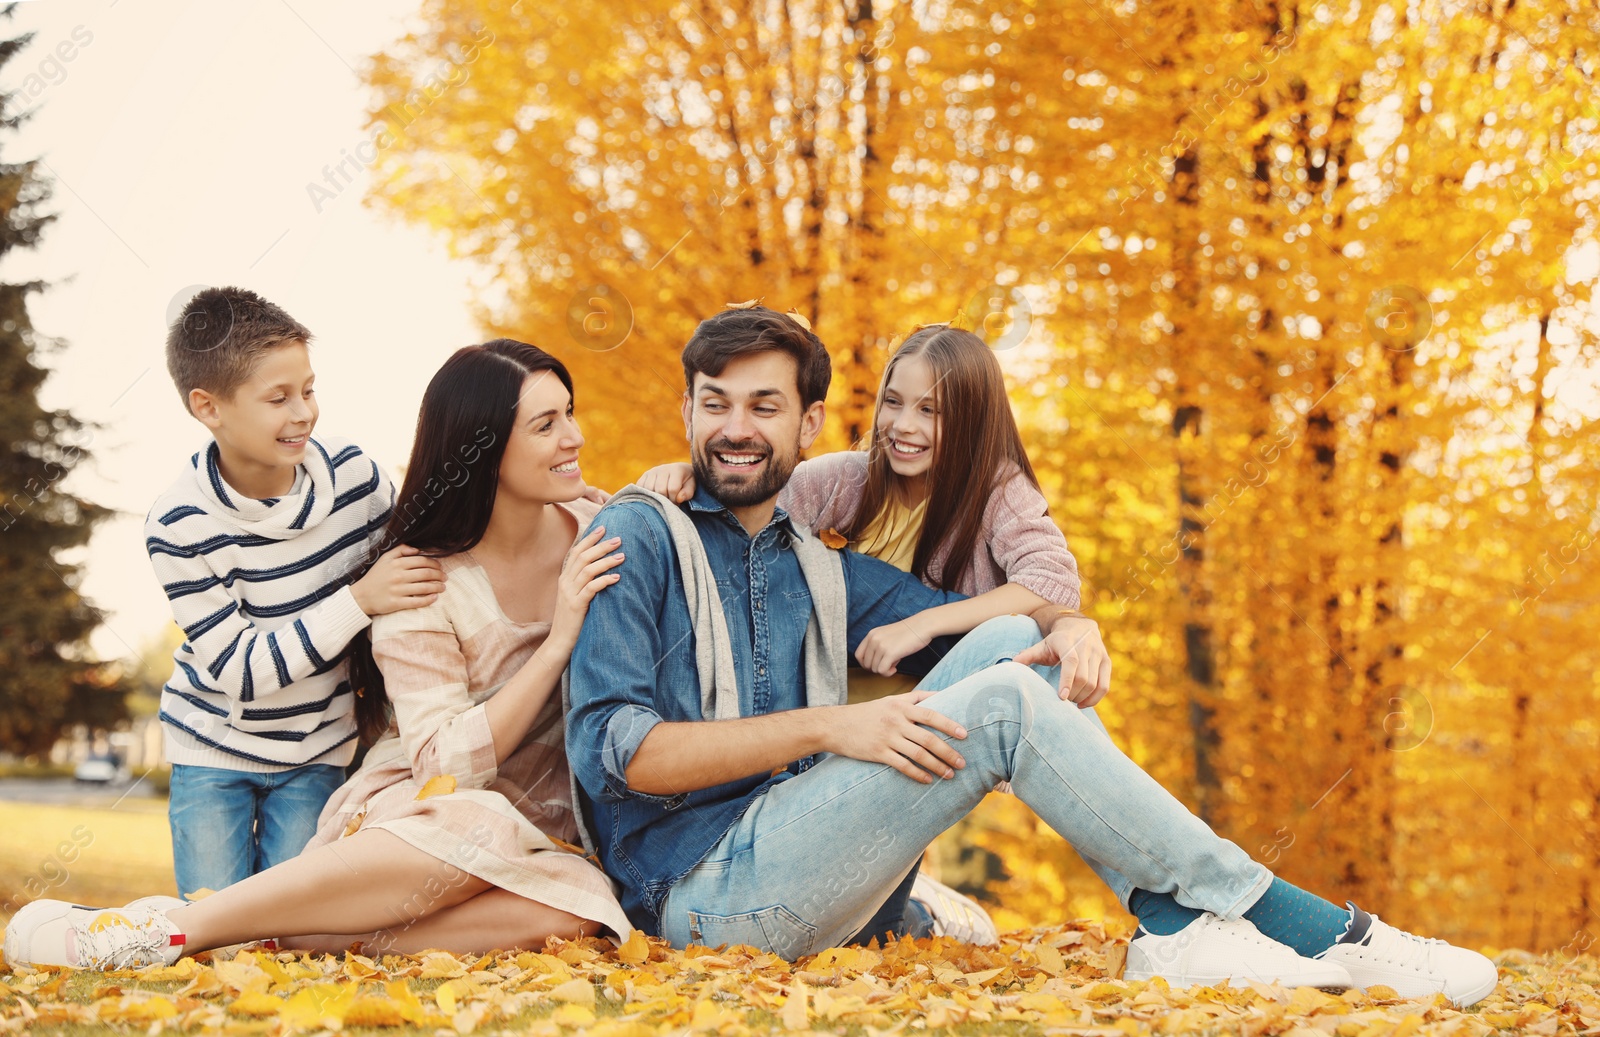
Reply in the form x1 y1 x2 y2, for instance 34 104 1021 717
565 485 964 933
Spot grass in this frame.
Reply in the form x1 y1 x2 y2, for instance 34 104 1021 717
0 801 1590 1036
0 799 176 924
0 762 76 780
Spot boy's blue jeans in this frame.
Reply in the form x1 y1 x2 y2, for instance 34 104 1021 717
168 762 346 897
658 616 1271 955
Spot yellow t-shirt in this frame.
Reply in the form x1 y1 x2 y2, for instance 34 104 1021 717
848 496 930 703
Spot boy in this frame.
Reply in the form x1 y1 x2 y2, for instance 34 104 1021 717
147 287 442 896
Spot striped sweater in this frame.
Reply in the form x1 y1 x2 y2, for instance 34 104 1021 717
146 436 395 772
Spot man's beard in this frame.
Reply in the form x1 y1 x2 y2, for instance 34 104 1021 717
691 437 800 509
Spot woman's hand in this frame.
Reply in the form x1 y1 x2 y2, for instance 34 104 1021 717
854 619 933 676
637 462 697 503
546 526 625 654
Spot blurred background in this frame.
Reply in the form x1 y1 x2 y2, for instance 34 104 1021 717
0 0 1595 955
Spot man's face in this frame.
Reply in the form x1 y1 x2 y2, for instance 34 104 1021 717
682 351 824 509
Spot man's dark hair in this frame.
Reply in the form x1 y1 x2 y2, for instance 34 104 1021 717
681 307 832 407
165 287 313 413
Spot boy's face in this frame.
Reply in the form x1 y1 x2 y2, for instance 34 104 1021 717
191 340 319 482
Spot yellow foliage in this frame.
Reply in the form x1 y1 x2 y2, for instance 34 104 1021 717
362 0 1600 952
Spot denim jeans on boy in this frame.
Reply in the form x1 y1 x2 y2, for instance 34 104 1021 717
658 616 1271 955
168 762 346 896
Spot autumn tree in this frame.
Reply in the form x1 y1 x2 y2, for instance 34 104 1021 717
0 13 129 755
366 0 1599 949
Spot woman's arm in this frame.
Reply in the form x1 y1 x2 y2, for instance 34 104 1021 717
480 528 625 763
378 530 623 781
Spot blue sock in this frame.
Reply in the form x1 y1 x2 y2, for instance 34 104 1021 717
1241 877 1353 956
1126 888 1204 937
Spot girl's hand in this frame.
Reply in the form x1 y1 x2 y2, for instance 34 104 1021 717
547 527 624 653
854 619 933 676
637 462 696 503
1015 615 1112 706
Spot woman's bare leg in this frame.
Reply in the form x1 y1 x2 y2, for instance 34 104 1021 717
166 830 491 952
278 888 600 957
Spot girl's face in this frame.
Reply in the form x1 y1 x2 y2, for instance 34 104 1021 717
876 354 939 489
497 371 587 504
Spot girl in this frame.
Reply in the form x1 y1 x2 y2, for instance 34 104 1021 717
644 323 1086 702
6 341 634 968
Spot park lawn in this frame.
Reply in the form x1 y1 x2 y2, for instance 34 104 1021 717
0 798 177 925
0 800 1592 1035
0 927 1592 1037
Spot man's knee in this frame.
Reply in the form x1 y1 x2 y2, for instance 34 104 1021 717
970 614 1042 659
931 661 1044 733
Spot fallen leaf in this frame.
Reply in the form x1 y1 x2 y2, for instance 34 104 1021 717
725 299 762 309
225 991 282 1018
552 1002 596 1026
616 928 651 965
415 774 459 799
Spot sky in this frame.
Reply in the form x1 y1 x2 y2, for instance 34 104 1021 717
5 0 483 666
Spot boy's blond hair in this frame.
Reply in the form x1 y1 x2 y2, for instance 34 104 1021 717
165 287 313 413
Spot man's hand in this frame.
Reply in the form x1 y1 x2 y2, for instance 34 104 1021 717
825 692 969 784
854 619 932 676
351 545 446 616
1015 614 1111 707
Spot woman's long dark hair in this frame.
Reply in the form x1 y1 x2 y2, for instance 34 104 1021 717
842 325 1040 591
348 339 575 742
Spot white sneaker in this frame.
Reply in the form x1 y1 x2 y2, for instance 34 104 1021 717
1315 906 1498 1007
4 900 185 970
1125 913 1353 989
910 874 1000 946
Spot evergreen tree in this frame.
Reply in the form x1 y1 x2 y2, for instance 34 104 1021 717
0 9 128 756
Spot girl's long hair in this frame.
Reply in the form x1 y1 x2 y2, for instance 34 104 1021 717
842 326 1040 591
348 339 575 742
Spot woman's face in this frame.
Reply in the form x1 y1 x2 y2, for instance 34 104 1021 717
497 371 587 504
876 354 939 486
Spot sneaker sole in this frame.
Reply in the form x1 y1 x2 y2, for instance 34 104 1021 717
1449 972 1499 1008
1126 966 1351 989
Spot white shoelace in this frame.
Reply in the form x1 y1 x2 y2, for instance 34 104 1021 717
72 911 175 969
1355 917 1445 971
1202 915 1283 949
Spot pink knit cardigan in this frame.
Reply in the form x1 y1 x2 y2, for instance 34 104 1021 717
776 450 1081 607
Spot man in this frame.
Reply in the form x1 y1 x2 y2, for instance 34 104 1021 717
565 307 1497 1007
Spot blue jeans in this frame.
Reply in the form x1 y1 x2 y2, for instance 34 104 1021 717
168 763 346 897
658 616 1271 955
912 614 1137 907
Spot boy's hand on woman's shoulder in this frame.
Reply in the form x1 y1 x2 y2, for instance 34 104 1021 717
353 545 446 616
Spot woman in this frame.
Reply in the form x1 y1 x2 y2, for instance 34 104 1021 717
5 341 632 969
